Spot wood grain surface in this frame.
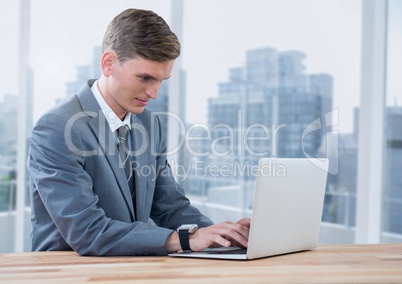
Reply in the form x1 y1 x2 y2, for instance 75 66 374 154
1 244 402 283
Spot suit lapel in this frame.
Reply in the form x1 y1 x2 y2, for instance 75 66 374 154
76 80 135 221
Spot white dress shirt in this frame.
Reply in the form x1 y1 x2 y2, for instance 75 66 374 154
91 80 131 143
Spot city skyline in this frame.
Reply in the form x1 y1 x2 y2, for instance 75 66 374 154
1 0 368 135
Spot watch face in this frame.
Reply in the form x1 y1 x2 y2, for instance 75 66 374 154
178 224 198 233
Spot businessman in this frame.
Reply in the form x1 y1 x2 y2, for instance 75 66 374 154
28 8 250 256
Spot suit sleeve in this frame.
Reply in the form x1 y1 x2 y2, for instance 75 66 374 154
28 111 176 256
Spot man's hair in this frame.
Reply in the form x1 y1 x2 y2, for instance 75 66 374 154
103 8 180 62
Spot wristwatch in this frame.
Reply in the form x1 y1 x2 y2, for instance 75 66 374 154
177 224 198 252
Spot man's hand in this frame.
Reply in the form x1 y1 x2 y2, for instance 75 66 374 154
165 218 251 253
190 218 251 251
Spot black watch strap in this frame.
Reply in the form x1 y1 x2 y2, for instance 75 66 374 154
178 230 191 251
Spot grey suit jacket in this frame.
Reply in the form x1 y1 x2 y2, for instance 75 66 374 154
28 80 213 256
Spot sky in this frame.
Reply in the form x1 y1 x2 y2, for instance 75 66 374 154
0 0 400 134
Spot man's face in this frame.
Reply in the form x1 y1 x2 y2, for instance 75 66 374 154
104 55 174 118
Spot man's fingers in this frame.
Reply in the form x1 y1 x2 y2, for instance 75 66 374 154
215 224 249 248
214 235 231 248
189 220 251 251
237 218 251 228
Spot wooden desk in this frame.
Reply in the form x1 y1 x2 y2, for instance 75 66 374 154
1 244 402 283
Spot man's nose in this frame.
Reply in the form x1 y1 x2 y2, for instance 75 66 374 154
145 82 161 99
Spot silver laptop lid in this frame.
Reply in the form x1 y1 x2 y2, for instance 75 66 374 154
247 158 329 259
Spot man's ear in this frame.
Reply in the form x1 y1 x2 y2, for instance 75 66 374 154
100 50 117 77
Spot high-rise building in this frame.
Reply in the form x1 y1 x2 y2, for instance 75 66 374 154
65 46 102 98
0 67 33 178
0 94 19 170
184 47 333 213
321 132 357 227
326 106 402 234
383 106 402 234
207 47 333 174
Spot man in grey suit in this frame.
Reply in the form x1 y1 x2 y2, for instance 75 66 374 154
28 8 250 256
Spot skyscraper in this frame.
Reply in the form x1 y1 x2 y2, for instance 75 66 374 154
207 47 333 173
64 46 102 99
0 94 19 172
184 47 333 213
383 106 402 234
326 106 402 234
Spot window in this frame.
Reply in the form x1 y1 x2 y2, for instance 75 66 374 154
383 0 402 239
1 0 400 252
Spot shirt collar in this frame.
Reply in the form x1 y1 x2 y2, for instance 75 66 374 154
91 80 131 133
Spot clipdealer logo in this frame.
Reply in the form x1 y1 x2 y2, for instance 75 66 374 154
63 108 339 176
302 109 339 175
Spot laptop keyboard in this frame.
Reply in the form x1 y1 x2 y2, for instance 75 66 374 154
209 248 247 255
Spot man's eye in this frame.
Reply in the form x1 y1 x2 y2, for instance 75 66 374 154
139 76 150 81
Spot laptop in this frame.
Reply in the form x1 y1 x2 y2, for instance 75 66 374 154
169 158 329 260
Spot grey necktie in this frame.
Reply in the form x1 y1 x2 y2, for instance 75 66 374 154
117 125 135 199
